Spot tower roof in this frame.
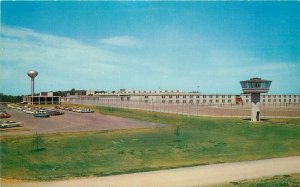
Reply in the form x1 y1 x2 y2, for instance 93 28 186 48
240 77 271 83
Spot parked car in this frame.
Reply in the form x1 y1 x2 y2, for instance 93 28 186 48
0 121 22 128
0 112 11 118
33 113 50 118
24 110 35 115
72 108 82 113
47 110 64 116
38 109 48 114
80 108 94 113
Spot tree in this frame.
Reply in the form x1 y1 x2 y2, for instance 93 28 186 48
0 93 23 103
32 132 44 151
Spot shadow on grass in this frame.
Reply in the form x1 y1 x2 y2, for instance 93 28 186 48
30 148 46 153
242 118 269 122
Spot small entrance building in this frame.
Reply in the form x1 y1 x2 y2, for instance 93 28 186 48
23 96 61 105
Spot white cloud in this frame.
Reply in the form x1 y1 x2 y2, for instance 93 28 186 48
0 26 135 93
100 35 142 48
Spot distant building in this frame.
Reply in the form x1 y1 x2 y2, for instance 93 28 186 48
65 89 300 106
23 91 61 105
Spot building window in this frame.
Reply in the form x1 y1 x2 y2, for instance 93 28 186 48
169 100 172 103
196 100 200 103
228 100 231 103
216 100 219 103
228 95 231 98
145 96 148 98
273 99 276 102
183 95 186 98
162 95 165 98
268 99 271 102
279 95 281 98
289 99 291 103
222 95 225 98
279 99 281 102
216 95 219 98
162 100 165 103
209 100 212 103
190 100 193 103
284 99 286 102
176 96 179 98
209 95 212 98
203 95 206 98
176 100 179 103
169 96 172 98
263 99 265 102
222 100 225 103
294 99 296 102
268 95 271 98
127 97 130 101
190 95 193 98
196 96 199 98
246 99 249 102
203 100 206 103
183 100 186 103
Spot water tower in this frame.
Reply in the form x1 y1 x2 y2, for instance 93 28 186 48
27 70 38 104
240 78 272 122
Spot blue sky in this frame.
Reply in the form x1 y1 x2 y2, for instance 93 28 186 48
1 2 299 95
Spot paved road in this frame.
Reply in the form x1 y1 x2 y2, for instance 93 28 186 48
2 156 300 187
0 109 162 135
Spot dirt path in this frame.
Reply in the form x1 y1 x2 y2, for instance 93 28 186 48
2 156 300 187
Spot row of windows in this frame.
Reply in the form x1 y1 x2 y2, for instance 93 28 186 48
245 99 300 103
246 95 299 98
159 95 232 99
161 100 232 103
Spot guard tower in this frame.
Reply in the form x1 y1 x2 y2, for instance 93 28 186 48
240 78 272 122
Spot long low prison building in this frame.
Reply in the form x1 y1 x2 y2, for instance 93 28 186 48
64 90 300 107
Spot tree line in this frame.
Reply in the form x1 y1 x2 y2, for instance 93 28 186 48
0 93 24 103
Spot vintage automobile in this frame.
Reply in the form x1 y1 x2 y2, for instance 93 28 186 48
0 121 22 128
0 112 11 118
33 112 50 118
47 110 64 116
80 108 94 113
72 108 82 113
64 107 73 111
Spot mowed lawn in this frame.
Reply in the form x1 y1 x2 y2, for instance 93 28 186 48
215 173 300 187
1 106 300 180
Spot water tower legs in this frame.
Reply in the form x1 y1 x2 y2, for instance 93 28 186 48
31 78 34 105
251 93 261 122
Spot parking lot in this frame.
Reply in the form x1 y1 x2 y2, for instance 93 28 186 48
0 108 161 135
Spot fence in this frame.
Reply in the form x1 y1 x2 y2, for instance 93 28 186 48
66 96 300 117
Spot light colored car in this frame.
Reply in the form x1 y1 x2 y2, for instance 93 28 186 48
37 109 48 114
0 121 23 128
25 110 35 114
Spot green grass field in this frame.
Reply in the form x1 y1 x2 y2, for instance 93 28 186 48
215 173 300 187
1 106 299 181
